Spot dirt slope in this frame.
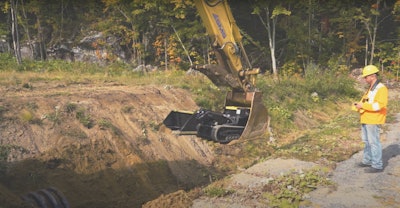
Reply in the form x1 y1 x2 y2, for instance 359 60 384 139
0 81 216 207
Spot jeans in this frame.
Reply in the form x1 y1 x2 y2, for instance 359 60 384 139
361 124 383 169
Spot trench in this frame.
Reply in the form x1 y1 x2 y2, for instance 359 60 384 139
0 139 218 208
0 85 218 208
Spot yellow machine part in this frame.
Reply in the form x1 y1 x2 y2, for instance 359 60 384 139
225 91 269 141
194 0 245 89
163 0 269 143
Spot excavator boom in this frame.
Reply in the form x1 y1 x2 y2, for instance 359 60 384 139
193 0 259 91
163 0 269 144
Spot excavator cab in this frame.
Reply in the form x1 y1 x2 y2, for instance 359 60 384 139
163 0 269 144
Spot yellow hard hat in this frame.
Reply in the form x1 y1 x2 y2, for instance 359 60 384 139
362 65 379 77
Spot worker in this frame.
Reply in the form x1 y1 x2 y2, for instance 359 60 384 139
353 65 388 173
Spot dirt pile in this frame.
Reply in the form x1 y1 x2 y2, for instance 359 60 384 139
0 82 216 207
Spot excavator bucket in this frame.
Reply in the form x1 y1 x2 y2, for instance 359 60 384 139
163 91 268 144
225 91 269 141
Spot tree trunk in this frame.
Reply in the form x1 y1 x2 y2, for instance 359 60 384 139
257 8 278 80
265 8 278 80
369 11 379 65
10 0 22 64
164 36 168 70
365 38 368 66
21 0 34 59
36 18 46 60
172 25 192 66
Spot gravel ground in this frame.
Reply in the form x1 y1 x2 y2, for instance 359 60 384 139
305 113 400 208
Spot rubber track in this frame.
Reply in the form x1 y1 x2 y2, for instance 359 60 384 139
21 187 70 208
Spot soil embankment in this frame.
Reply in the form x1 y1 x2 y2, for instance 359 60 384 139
0 82 216 207
0 81 399 208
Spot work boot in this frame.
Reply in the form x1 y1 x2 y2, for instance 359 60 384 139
364 167 383 173
356 162 371 168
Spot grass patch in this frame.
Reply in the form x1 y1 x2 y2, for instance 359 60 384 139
121 105 135 113
61 128 88 140
258 70 359 135
203 180 235 197
273 111 362 162
262 167 333 207
76 107 94 129
66 102 77 114
19 109 35 123
98 118 122 135
387 96 400 123
0 145 28 162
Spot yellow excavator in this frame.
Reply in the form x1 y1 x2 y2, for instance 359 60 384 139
163 0 269 144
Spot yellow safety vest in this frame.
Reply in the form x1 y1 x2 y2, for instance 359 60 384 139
358 82 388 124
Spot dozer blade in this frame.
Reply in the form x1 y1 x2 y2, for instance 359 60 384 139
162 91 268 144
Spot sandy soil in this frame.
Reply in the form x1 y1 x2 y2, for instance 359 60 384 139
0 81 216 208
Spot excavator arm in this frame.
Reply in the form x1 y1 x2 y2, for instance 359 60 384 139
163 0 269 144
193 0 259 92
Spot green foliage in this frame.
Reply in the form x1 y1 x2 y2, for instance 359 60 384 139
76 108 94 129
98 118 112 129
262 168 333 207
19 109 34 123
121 105 134 114
193 85 225 111
66 103 77 114
204 185 234 197
0 145 12 162
193 82 224 110
98 118 122 135
258 66 359 134
148 121 161 132
1 0 400 79
271 5 291 18
63 128 88 140
17 59 98 74
244 140 274 161
0 53 17 71
0 145 27 162
304 65 359 99
280 61 303 77
46 112 60 124
387 96 400 123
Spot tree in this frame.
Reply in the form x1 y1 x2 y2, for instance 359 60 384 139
252 2 291 79
99 0 198 67
355 0 382 65
10 0 22 64
0 2 11 53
